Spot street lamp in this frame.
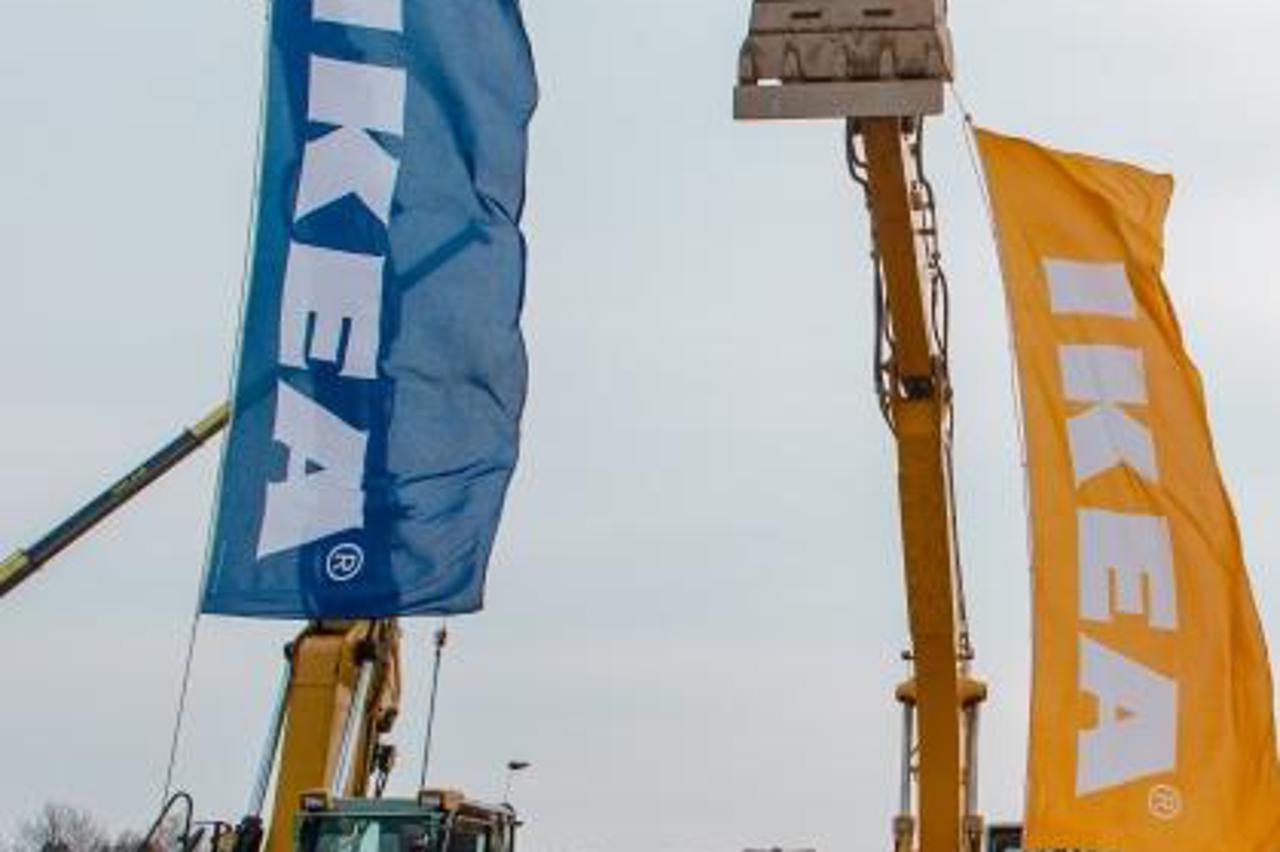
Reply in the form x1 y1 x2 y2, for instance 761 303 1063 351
502 760 531 803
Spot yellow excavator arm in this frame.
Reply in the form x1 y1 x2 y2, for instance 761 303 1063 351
735 2 985 849
253 619 402 852
858 117 985 852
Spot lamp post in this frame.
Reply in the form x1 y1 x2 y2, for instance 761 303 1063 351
502 760 530 803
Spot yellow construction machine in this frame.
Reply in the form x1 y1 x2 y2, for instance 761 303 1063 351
224 617 516 852
735 2 986 850
0 414 516 852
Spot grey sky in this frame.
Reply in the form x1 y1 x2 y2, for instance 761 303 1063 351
2 1 1279 850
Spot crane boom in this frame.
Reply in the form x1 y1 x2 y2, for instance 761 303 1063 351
863 118 963 849
258 619 402 852
859 117 984 852
734 2 986 849
0 403 229 598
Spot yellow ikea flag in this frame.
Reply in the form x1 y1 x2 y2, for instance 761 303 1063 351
977 128 1280 850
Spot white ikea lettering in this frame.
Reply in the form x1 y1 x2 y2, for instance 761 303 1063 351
1077 637 1177 794
1059 345 1147 405
313 0 402 31
1060 344 1158 484
1046 260 1136 319
295 127 401 225
1078 510 1177 630
1066 401 1158 484
258 5 409 557
280 241 383 379
1042 258 1182 797
258 381 368 557
309 56 406 136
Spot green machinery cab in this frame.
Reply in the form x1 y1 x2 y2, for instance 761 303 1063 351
295 790 518 852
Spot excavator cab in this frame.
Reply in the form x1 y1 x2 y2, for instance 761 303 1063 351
294 792 517 852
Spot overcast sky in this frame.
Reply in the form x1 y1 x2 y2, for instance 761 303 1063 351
3 1 1280 850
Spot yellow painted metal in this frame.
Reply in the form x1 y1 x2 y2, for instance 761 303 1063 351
191 403 231 441
861 117 967 852
0 550 30 587
0 403 230 601
265 619 401 852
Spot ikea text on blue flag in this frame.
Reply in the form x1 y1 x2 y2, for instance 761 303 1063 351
202 0 537 617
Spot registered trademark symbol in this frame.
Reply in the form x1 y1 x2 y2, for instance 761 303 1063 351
1148 784 1182 821
325 542 365 583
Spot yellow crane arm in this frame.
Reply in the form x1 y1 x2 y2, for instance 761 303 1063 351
255 619 402 852
860 118 984 852
0 404 228 598
734 4 986 850
864 119 962 848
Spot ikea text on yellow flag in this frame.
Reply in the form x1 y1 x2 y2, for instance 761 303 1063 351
977 128 1280 851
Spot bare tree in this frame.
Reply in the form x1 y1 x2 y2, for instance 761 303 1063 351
5 804 187 852
10 804 108 852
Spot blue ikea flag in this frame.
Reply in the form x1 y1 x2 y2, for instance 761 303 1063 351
202 0 537 618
